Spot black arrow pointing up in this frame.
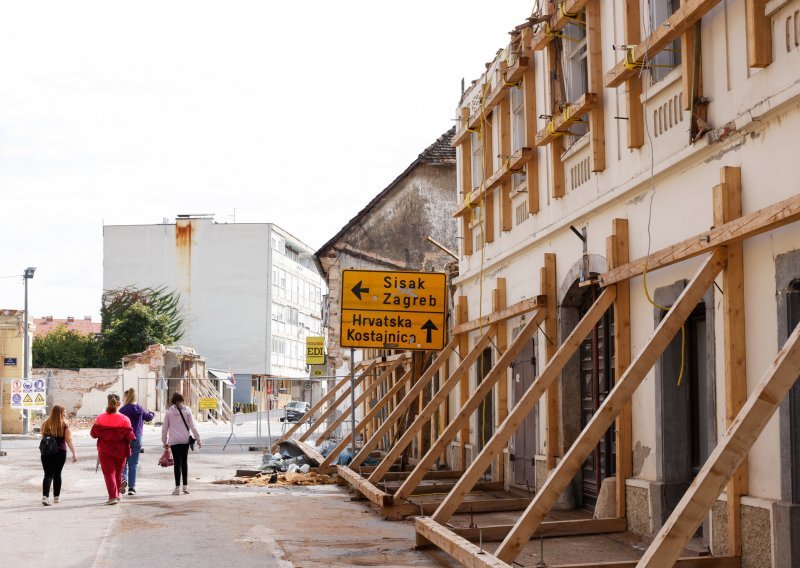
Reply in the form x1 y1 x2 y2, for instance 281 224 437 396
421 320 438 343
351 280 370 300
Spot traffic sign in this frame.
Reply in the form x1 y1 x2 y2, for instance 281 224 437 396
305 336 325 365
340 269 447 350
199 397 218 411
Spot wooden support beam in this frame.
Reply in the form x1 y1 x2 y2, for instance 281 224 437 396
522 67 540 214
415 517 512 568
499 97 513 232
382 480 504 497
462 216 474 256
452 107 474 147
368 327 498 484
432 287 616 523
484 190 496 244
455 146 535 219
600 193 800 286
546 42 565 199
270 375 352 451
349 338 457 469
319 367 413 468
458 297 470 468
535 93 598 146
493 278 509 482
746 0 772 68
681 23 698 112
336 465 394 507
393 311 546 500
380 469 465 482
494 250 726 564
713 167 748 556
606 0 724 88
542 254 559 470
638 321 800 567
558 558 740 568
608 220 632 518
315 357 404 444
451 517 626 542
623 0 644 148
586 0 605 172
297 361 377 442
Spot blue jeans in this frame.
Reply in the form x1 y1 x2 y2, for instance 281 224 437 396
123 436 142 488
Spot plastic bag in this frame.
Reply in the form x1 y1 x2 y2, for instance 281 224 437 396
158 447 174 468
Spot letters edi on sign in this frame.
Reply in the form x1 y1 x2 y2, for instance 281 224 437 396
305 336 325 365
340 269 447 350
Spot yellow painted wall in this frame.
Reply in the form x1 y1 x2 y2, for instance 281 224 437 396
0 310 31 435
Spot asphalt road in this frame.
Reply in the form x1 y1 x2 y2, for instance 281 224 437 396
0 433 457 568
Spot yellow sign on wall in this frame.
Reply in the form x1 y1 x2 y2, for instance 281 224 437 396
340 270 447 351
199 397 218 410
305 336 325 365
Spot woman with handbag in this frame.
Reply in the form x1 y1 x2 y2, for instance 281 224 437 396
119 387 154 495
161 392 201 495
39 405 78 506
90 394 135 505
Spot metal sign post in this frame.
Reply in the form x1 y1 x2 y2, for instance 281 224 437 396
265 379 272 449
350 347 357 459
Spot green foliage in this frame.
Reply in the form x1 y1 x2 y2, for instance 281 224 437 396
101 286 184 341
33 325 100 369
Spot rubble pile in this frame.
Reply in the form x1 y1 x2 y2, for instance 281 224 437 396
212 471 336 487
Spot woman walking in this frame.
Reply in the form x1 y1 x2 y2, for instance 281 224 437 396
90 394 135 505
119 388 154 495
162 392 201 495
40 405 78 506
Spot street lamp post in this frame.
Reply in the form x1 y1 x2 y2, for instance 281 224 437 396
22 267 36 435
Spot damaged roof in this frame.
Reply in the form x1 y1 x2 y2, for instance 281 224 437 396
314 127 455 269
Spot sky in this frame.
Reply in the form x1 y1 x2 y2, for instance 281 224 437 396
0 0 533 320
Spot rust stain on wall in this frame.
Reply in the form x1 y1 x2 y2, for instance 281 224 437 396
175 220 193 292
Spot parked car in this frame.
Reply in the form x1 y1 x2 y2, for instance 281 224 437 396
281 400 311 422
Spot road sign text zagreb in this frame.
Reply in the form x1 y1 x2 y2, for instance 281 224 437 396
341 270 447 350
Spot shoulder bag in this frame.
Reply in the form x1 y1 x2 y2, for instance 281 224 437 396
176 405 196 451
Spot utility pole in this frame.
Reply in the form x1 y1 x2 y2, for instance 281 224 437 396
22 267 36 435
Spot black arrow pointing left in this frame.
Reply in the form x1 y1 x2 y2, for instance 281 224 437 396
351 280 370 300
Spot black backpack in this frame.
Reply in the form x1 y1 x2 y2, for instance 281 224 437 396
39 435 60 456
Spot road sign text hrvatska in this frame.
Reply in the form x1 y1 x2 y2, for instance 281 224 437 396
340 269 447 350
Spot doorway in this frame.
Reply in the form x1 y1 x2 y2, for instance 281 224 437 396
512 338 537 486
476 347 494 451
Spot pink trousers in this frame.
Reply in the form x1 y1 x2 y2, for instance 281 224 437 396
98 452 127 500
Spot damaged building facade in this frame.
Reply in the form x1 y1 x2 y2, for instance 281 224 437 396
409 1 800 566
103 216 325 408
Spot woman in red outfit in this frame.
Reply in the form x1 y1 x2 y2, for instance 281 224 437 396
90 394 135 505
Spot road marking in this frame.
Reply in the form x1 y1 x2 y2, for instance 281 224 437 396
90 507 120 568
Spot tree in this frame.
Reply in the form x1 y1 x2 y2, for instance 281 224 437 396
33 325 100 369
97 287 184 367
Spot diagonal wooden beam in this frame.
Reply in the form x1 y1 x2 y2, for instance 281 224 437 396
495 249 726 564
350 338 457 469
314 357 405 445
600 193 800 286
367 327 497 483
297 361 377 443
416 517 512 568
270 362 366 452
432 288 616 523
319 368 413 468
452 295 545 335
393 309 547 500
638 319 800 567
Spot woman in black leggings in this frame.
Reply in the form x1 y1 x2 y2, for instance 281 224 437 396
40 405 78 505
161 392 201 495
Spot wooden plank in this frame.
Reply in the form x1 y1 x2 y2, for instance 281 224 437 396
415 517 512 568
454 148 535 218
452 517 627 542
558 557 740 568
681 24 697 112
713 167 748 556
535 93 598 146
746 0 772 68
297 361 376 442
484 189 495 244
349 338 457 469
546 43 565 199
314 357 404 444
586 0 605 172
336 465 394 507
522 67 540 214
270 375 352 451
369 327 498 484
600 193 800 286
608 220 632 518
380 469 465 482
384 481 504 497
319 367 414 468
543 254 560 471
432 287 616 523
295 440 326 467
499 96 513 232
495 250 726 564
494 279 509 483
393 309 547 500
452 295 546 335
623 0 644 148
638 321 800 567
462 216 474 256
606 0 725 87
458 297 470 468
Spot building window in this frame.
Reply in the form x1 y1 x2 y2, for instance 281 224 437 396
471 131 483 190
285 246 300 262
510 86 527 189
562 14 589 143
649 0 681 83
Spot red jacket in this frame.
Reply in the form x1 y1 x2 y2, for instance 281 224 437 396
90 412 135 459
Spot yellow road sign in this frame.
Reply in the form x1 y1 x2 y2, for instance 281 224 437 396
340 270 447 350
199 397 218 411
305 336 325 365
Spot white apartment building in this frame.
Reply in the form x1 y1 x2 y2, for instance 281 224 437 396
103 215 325 405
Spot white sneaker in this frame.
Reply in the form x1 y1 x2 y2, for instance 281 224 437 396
172 487 181 495
106 498 118 505
41 497 50 506
53 496 60 504
181 486 190 494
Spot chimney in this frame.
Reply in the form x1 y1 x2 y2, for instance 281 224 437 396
67 316 74 323
84 316 92 321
